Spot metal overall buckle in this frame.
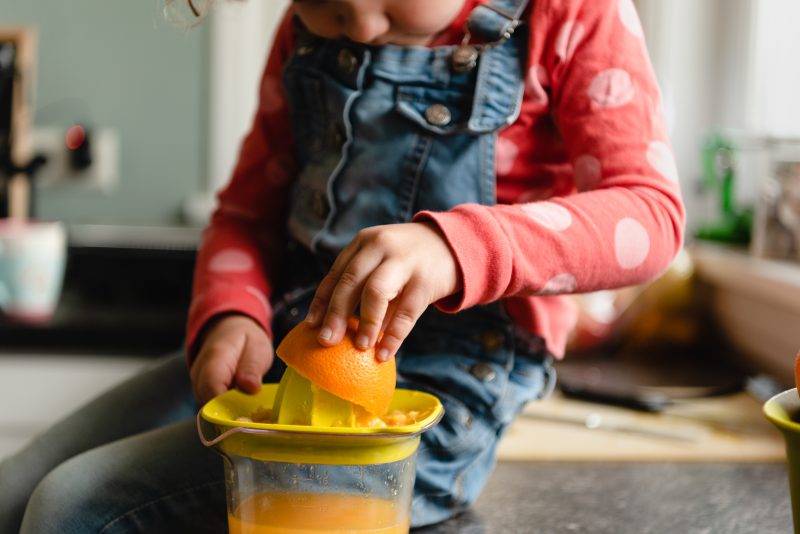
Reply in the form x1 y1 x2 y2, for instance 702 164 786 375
451 3 521 73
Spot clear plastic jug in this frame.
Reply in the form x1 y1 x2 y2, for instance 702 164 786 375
198 385 443 533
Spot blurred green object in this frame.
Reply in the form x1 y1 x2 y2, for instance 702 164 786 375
696 133 753 245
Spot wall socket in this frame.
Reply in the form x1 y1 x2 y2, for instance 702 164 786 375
31 127 120 193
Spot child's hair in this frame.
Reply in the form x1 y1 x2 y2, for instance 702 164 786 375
162 0 216 30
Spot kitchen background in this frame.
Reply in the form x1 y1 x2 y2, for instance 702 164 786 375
1 0 799 462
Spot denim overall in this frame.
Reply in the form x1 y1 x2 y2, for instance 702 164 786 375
273 0 556 526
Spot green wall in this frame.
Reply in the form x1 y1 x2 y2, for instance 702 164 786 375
2 0 209 225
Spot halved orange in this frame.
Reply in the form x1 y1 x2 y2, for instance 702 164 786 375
276 318 396 416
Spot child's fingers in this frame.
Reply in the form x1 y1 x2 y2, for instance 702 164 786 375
234 334 274 394
318 250 384 346
305 242 361 326
380 300 397 333
357 260 406 349
375 282 428 361
191 350 235 404
306 273 338 326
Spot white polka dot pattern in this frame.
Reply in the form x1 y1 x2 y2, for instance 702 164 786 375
496 137 520 175
614 218 650 269
555 21 585 62
646 141 679 183
540 273 578 295
209 249 254 273
618 0 644 38
521 202 573 231
188 5 687 362
574 155 602 191
588 69 635 108
260 77 285 114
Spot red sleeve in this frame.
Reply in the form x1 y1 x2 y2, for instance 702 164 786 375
415 0 685 311
185 10 297 362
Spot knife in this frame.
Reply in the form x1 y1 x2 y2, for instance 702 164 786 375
520 412 701 443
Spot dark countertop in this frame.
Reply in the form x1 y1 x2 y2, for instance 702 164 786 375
0 236 196 355
416 462 792 533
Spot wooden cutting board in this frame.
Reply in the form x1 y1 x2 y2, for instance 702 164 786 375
497 392 785 462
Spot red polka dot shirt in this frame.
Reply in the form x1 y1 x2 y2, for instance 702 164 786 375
187 0 685 360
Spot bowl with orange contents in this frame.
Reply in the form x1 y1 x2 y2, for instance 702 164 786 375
198 319 443 534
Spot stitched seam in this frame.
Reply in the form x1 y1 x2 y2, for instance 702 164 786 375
402 136 433 221
98 480 224 534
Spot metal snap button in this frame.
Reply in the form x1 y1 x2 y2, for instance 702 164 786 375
451 45 479 73
424 104 452 127
480 330 505 353
338 48 359 74
470 362 497 382
297 45 315 56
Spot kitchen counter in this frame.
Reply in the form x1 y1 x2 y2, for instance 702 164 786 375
416 388 792 532
416 461 791 533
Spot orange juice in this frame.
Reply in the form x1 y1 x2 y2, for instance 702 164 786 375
228 492 410 534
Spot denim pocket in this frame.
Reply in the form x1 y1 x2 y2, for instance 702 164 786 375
495 352 556 427
395 85 473 135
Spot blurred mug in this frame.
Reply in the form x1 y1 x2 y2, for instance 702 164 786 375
764 388 800 533
0 219 67 323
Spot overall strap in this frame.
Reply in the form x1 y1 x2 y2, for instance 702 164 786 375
463 0 531 133
468 0 532 43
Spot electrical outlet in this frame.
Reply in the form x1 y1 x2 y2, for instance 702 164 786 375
31 127 120 193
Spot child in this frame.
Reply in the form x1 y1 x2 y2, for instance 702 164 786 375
0 0 684 531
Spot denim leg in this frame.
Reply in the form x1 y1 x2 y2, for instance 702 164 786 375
19 419 226 534
0 351 198 533
397 308 555 528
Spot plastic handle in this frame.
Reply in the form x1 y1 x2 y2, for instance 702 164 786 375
196 412 284 448
196 412 248 448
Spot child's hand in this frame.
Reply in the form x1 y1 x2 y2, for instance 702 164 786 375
305 222 461 361
190 314 274 404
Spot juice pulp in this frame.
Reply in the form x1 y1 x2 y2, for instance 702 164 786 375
228 492 410 534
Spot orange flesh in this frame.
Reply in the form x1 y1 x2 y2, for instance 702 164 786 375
228 492 409 533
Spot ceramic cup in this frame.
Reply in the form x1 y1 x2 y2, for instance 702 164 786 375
0 219 67 323
764 388 800 533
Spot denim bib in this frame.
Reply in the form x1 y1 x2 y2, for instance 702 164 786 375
283 0 529 264
277 1 555 527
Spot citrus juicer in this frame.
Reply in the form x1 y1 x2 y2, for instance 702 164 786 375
271 366 364 427
198 350 443 534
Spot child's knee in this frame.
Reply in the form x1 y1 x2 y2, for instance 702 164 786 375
21 454 103 533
